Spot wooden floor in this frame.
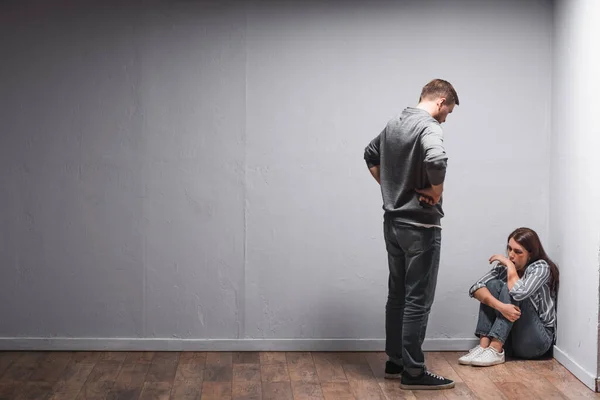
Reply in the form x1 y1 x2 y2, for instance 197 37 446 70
0 351 597 400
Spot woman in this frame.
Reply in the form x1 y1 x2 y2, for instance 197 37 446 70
458 227 559 367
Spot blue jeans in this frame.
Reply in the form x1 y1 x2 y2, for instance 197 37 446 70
475 279 554 359
384 218 442 376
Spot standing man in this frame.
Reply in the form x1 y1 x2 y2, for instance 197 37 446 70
364 79 459 390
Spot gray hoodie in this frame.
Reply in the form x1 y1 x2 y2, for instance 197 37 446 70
364 107 448 227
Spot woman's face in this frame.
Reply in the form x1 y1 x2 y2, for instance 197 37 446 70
507 238 530 270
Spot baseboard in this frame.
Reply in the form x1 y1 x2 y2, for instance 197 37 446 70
0 337 479 352
553 345 597 391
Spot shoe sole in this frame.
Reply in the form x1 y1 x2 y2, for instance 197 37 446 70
471 359 505 367
384 373 402 379
457 359 472 365
400 382 456 390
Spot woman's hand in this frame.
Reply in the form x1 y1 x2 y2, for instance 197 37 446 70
489 254 512 267
499 303 521 322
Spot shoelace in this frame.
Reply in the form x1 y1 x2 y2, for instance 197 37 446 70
425 371 445 380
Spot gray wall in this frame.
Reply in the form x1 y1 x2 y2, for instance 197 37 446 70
551 0 600 389
0 0 553 349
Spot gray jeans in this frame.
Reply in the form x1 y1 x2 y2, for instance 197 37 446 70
384 218 441 376
475 279 554 359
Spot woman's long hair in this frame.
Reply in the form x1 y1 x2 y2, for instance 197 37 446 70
508 227 560 296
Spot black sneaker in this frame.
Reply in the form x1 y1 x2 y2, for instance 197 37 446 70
399 370 455 390
384 361 403 379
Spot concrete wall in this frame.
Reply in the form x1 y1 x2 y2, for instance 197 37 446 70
0 0 553 350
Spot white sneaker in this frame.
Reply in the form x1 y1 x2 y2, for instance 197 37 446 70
458 345 485 365
471 347 505 367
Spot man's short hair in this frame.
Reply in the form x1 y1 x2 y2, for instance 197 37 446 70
419 79 459 106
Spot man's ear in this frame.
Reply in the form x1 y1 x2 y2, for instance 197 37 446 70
437 97 447 108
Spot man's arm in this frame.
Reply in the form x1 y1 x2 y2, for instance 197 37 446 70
368 166 380 184
364 129 383 184
417 125 447 204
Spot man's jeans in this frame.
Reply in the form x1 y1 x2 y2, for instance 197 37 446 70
475 279 554 359
384 218 441 376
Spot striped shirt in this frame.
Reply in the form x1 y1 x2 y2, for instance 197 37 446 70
468 260 556 329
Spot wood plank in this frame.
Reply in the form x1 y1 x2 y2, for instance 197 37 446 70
526 377 569 400
232 381 261 400
169 381 202 400
286 352 318 384
233 364 261 383
364 352 386 380
177 352 205 365
321 382 356 400
260 352 287 365
0 352 22 379
291 381 325 400
412 390 447 399
262 382 293 400
0 350 595 400
285 352 314 367
146 353 179 383
204 365 233 382
462 377 508 400
233 352 260 365
74 358 123 400
201 382 232 400
343 364 376 382
206 352 233 366
106 360 150 400
86 359 123 383
48 359 97 400
442 382 477 400
75 381 115 400
174 359 205 382
0 352 44 382
100 352 128 362
13 382 54 400
496 382 539 400
123 352 155 365
29 352 73 383
377 378 417 400
138 381 172 400
0 382 21 399
260 364 290 383
313 354 348 383
71 352 101 364
348 380 387 400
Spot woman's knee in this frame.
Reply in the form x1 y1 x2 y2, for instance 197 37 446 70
485 279 506 294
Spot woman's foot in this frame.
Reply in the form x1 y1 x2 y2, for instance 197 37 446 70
458 345 486 365
471 346 505 366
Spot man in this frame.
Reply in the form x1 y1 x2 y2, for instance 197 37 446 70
364 79 458 390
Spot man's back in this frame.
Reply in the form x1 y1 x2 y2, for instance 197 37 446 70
364 107 448 227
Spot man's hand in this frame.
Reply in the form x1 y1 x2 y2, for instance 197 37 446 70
499 303 521 322
415 187 441 206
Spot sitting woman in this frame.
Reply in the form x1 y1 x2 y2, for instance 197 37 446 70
458 227 559 367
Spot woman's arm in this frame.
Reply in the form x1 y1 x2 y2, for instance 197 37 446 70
489 254 519 290
509 260 551 301
473 287 506 311
468 264 507 298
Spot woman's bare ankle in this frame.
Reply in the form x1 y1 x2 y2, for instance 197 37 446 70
479 337 491 348
490 339 503 353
